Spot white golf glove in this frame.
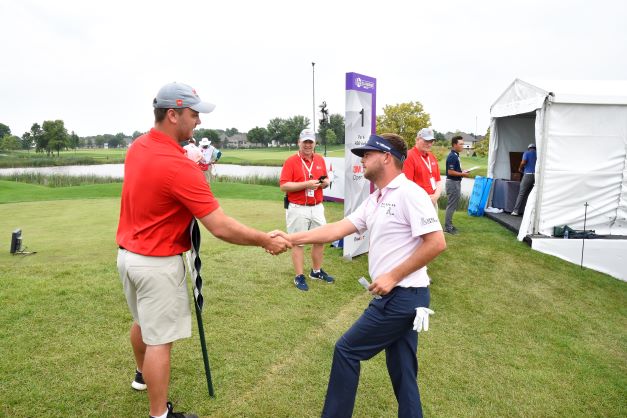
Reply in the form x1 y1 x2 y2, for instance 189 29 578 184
413 307 434 332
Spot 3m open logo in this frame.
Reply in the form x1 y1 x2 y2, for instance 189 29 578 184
355 77 375 90
421 217 438 226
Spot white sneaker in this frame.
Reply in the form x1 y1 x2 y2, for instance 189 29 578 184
131 369 147 391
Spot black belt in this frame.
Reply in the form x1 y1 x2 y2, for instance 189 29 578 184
289 202 320 206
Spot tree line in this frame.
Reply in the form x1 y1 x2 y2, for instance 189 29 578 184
0 121 135 155
0 101 489 155
246 113 345 146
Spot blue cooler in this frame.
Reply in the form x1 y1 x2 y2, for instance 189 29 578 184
467 176 493 217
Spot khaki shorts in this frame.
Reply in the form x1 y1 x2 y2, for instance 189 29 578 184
286 203 326 246
117 249 191 345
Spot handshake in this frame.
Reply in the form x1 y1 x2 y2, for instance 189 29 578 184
263 230 293 256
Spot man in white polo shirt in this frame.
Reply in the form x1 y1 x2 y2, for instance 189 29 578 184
274 133 446 418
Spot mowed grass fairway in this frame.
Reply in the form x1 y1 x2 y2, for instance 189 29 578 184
0 181 625 417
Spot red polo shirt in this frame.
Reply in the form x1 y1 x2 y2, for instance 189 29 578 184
403 147 441 195
116 128 220 256
280 153 327 205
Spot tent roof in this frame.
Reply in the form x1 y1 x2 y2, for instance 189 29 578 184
490 78 627 117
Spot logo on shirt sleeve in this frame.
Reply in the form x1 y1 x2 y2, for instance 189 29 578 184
421 217 438 226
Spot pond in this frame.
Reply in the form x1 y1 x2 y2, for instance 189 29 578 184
0 164 475 196
0 164 281 179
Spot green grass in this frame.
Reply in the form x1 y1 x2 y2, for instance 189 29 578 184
0 149 126 168
0 180 284 204
218 144 344 166
429 145 488 178
0 183 625 417
0 173 121 187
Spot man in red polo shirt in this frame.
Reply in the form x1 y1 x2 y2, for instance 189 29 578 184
280 129 334 291
403 128 442 208
116 82 290 418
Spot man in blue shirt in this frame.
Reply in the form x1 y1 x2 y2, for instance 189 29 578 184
512 143 537 216
444 136 469 234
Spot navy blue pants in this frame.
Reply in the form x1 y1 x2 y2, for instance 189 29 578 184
321 287 430 418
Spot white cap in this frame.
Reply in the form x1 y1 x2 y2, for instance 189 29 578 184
417 128 435 141
199 138 211 146
299 129 316 142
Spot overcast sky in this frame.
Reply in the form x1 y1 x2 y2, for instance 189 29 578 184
1 0 625 138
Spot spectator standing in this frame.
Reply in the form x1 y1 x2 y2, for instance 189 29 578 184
403 128 442 208
444 135 469 234
511 143 537 216
279 128 334 291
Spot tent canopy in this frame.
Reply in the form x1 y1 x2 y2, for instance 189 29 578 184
491 79 627 117
488 79 627 239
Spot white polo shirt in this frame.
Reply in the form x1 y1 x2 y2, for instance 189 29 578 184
347 173 442 288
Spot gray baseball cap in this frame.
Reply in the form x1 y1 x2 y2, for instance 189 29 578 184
417 127 435 141
153 82 215 113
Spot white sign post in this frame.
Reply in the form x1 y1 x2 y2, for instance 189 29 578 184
343 72 376 259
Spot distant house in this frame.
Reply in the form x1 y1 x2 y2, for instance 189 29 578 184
444 132 483 150
220 132 248 148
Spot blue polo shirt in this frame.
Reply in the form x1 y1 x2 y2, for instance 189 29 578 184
446 150 463 182
522 149 537 174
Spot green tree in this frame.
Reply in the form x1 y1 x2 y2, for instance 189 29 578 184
473 127 490 157
285 116 310 143
21 132 33 152
132 131 143 140
376 101 431 148
0 123 11 138
0 135 21 151
225 127 239 137
116 132 128 148
193 128 221 147
267 118 289 144
31 123 48 154
42 120 69 156
317 119 330 144
325 129 337 145
434 130 447 145
68 131 80 150
247 126 269 145
81 137 93 148
328 114 345 144
94 135 106 148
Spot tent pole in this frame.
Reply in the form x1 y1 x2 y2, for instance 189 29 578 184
580 202 588 269
533 98 552 236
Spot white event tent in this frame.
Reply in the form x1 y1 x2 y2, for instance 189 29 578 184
488 79 627 281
